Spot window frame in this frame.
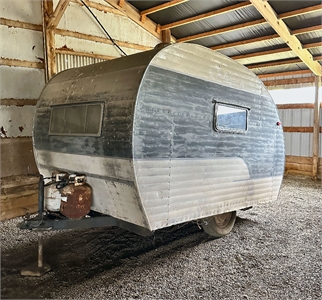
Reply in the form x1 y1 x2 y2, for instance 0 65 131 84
49 102 104 137
213 100 250 134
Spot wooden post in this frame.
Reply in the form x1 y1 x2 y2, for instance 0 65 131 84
312 76 321 179
42 0 56 81
162 29 172 44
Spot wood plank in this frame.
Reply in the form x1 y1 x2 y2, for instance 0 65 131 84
284 169 313 177
258 69 313 79
177 18 266 43
231 47 291 60
161 2 252 31
285 163 313 172
0 138 39 177
292 25 322 35
278 3 322 19
247 58 302 69
212 23 321 51
250 0 322 76
140 0 188 17
0 17 42 31
56 48 116 60
263 76 316 87
0 99 38 106
47 0 71 29
283 127 314 133
1 193 38 211
303 41 322 49
55 28 153 51
285 156 313 164
73 0 122 15
1 204 38 221
211 34 280 51
277 103 315 109
43 0 56 80
162 29 171 44
0 58 44 69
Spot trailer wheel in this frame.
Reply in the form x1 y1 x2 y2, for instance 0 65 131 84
202 211 236 237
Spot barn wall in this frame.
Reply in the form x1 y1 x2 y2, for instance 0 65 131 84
0 0 44 220
277 104 322 178
1 0 161 220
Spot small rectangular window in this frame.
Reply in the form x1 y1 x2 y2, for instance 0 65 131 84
49 103 103 136
214 101 249 133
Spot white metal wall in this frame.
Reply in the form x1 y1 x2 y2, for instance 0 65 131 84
278 108 321 158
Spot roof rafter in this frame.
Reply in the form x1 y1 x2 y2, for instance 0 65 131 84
250 0 321 76
211 24 321 51
177 19 266 43
161 1 252 31
177 3 322 44
278 3 322 19
231 41 320 61
257 69 313 79
140 0 188 20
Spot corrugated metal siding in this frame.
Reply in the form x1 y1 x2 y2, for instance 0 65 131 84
56 53 105 73
278 108 320 157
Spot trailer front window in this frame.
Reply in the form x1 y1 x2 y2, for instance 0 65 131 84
49 103 103 136
214 102 249 133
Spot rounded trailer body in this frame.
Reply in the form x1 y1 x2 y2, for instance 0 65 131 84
33 43 284 232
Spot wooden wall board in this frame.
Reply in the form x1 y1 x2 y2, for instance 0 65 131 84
1 138 38 178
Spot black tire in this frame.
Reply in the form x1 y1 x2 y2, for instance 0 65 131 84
202 211 236 237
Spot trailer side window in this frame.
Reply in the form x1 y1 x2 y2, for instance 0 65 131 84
49 103 103 136
214 102 249 133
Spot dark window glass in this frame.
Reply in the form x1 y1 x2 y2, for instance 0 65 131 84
49 103 103 136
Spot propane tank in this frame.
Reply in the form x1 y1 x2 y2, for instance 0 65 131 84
44 171 69 212
59 175 92 219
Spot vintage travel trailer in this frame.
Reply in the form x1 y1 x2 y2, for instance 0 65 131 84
24 43 285 240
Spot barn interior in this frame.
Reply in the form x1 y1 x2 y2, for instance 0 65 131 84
1 0 321 298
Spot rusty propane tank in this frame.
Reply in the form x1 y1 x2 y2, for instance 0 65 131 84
60 175 92 219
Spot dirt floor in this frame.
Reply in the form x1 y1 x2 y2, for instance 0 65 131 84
1 176 321 299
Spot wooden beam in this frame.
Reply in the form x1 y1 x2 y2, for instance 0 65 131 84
303 41 322 49
104 0 165 41
231 47 291 60
278 3 322 19
258 69 313 79
0 18 42 31
263 76 316 86
211 34 280 51
140 0 188 17
56 48 117 61
162 29 172 44
277 103 318 109
312 76 321 179
292 24 322 36
161 2 252 31
47 0 71 29
283 127 314 133
247 58 303 69
212 24 321 51
73 0 123 15
250 0 322 76
177 18 266 43
0 58 44 69
43 0 56 81
55 28 153 51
